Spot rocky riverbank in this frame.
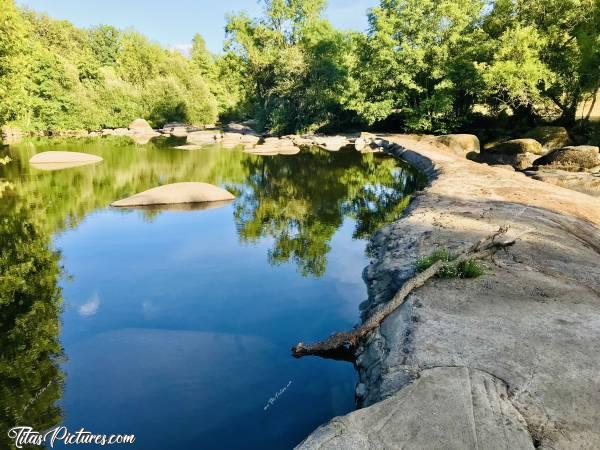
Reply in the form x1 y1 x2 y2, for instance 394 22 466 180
298 135 600 449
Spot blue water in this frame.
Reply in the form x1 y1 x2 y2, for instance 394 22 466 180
0 137 421 449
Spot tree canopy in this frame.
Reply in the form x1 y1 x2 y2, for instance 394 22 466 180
0 0 598 134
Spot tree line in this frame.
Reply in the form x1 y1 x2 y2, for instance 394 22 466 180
0 0 598 135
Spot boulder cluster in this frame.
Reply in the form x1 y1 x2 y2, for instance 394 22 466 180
427 127 600 197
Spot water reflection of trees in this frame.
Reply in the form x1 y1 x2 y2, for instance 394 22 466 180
0 140 422 438
234 148 422 277
0 201 64 447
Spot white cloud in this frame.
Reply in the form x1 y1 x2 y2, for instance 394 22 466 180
79 293 100 317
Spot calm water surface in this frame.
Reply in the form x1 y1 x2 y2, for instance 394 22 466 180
0 137 421 449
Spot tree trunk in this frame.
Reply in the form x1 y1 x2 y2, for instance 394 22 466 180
292 227 515 361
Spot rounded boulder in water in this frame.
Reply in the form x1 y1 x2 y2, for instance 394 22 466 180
111 182 236 207
29 151 103 170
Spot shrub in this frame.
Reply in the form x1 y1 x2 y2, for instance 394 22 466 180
416 249 485 279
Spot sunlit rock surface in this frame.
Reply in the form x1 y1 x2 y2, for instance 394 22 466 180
29 151 103 170
111 182 235 207
300 135 600 449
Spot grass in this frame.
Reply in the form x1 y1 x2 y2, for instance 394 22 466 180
416 248 485 279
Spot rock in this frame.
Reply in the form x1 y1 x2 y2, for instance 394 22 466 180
128 118 153 132
129 134 159 145
163 122 187 129
160 123 191 137
472 151 537 171
245 137 300 155
29 151 103 170
310 135 351 152
429 134 480 157
298 367 534 450
114 128 130 136
224 122 260 136
101 129 116 136
187 130 223 145
486 138 544 156
525 126 571 151
476 138 544 169
355 132 385 153
289 135 315 147
327 135 600 450
111 182 235 207
533 145 600 171
170 127 189 137
1 126 22 145
88 131 99 137
221 132 260 149
174 144 206 151
527 169 600 196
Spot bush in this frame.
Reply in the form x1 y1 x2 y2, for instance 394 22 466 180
416 249 485 279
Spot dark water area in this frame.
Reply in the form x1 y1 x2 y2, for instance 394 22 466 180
0 137 422 449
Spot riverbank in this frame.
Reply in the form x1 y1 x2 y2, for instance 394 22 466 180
298 135 600 449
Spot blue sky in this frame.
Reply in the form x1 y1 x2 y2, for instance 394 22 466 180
18 0 378 53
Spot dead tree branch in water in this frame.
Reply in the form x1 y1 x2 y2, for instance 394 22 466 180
292 226 515 361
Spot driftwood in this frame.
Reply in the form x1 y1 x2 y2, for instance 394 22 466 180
292 226 515 361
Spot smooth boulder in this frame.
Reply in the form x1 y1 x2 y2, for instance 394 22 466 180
244 137 300 155
533 145 600 171
430 134 480 157
187 130 222 145
128 118 153 132
486 138 544 155
355 132 386 153
475 138 544 170
310 135 351 152
111 182 235 207
525 126 571 151
527 169 600 197
29 151 103 170
224 122 260 136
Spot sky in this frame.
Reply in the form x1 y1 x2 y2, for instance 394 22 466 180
17 0 378 53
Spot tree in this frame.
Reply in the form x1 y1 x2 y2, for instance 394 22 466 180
0 0 29 124
88 25 121 66
224 0 354 133
481 0 600 125
476 25 553 116
348 0 486 132
191 33 214 77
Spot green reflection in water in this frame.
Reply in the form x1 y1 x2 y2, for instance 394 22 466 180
0 136 423 441
234 146 422 276
0 204 64 448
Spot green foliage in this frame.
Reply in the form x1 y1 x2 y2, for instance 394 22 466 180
477 25 553 111
0 0 30 124
0 209 64 447
2 0 598 134
0 1 218 131
481 0 600 124
224 0 356 133
416 249 484 279
348 0 486 132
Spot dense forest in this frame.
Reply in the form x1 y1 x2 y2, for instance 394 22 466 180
0 0 598 135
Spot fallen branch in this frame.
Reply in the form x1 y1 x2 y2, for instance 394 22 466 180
292 226 515 360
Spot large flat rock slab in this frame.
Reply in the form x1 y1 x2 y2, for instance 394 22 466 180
297 367 533 450
300 135 600 449
111 182 235 207
29 151 103 170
